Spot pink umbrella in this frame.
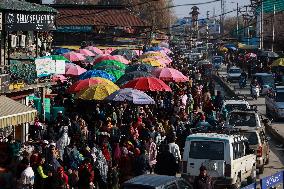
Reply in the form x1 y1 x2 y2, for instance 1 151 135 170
113 55 130 64
152 68 189 82
160 47 172 54
103 48 115 55
52 75 67 82
93 55 116 64
65 64 87 76
85 46 103 55
77 49 96 57
134 50 143 56
64 52 86 61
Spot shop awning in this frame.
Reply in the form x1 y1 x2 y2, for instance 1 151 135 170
0 96 37 129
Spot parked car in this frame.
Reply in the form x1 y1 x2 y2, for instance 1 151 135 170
227 67 242 82
240 128 270 174
221 99 250 113
253 73 274 94
225 110 262 130
265 86 284 121
122 174 193 189
182 133 256 189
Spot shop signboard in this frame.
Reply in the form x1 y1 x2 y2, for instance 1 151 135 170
5 12 55 31
57 26 92 33
35 58 56 77
261 171 283 189
55 60 65 75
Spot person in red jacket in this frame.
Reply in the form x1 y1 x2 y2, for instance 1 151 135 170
55 167 69 189
78 158 94 189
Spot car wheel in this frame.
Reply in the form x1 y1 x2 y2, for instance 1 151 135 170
259 164 264 174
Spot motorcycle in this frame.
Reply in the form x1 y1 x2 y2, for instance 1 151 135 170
239 76 247 89
251 85 260 100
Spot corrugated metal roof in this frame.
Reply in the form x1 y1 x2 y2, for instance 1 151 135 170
56 8 149 27
0 0 57 13
256 0 284 14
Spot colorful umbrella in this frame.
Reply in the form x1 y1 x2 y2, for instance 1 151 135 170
113 55 130 64
245 53 257 59
125 63 154 73
260 51 279 58
272 58 284 67
65 64 87 76
159 42 169 48
93 55 116 64
104 69 125 81
79 70 116 82
85 46 104 55
93 60 127 70
122 77 171 92
106 88 155 104
77 49 96 57
76 83 119 100
152 68 189 82
103 48 115 55
94 65 121 71
52 75 67 82
146 46 163 52
54 48 71 55
68 77 116 93
64 52 86 61
141 58 166 67
111 48 137 60
116 71 153 86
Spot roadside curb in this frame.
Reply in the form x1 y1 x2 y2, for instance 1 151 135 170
214 73 284 145
265 124 284 145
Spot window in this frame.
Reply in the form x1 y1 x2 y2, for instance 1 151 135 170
233 142 245 160
189 141 224 160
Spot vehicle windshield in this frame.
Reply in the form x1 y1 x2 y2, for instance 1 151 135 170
276 92 284 102
225 104 248 112
229 69 241 74
189 141 224 160
258 75 274 85
228 112 257 127
242 132 259 145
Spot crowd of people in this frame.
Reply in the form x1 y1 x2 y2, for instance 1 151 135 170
0 45 226 189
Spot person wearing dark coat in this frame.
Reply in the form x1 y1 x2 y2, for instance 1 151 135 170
133 148 150 176
154 144 178 176
193 165 213 189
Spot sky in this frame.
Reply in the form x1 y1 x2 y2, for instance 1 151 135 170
173 0 251 18
42 0 251 18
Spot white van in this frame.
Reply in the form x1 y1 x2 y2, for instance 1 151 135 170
182 133 256 189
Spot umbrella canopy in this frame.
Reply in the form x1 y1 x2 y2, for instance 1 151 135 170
146 46 163 52
54 48 71 55
103 48 115 55
116 71 153 86
245 53 257 58
113 55 130 64
152 68 189 82
122 77 171 92
85 46 103 55
140 51 164 59
76 83 119 100
43 55 69 61
52 75 67 82
93 55 117 64
93 60 127 70
104 69 125 81
260 51 279 58
79 70 116 81
65 64 87 76
106 88 155 104
160 47 172 54
64 52 86 61
224 44 237 51
93 65 121 71
68 77 116 93
111 48 137 60
141 58 166 67
272 58 284 67
159 42 169 48
126 63 154 73
77 49 96 57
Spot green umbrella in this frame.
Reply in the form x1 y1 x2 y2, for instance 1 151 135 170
43 55 69 61
93 60 127 70
104 68 125 81
94 65 122 71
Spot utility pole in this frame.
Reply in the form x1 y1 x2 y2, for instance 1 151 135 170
236 3 239 39
260 0 264 50
272 2 276 51
221 0 225 35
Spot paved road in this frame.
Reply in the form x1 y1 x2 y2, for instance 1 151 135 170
216 67 284 185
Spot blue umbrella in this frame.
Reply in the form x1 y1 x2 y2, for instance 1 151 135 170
106 88 155 104
146 46 163 52
54 48 71 55
224 44 237 51
79 70 116 82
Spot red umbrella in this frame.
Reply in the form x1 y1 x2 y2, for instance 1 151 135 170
65 64 87 76
85 46 103 55
63 52 86 61
67 77 114 93
77 49 96 57
93 55 116 64
52 75 67 82
152 68 189 82
122 77 171 92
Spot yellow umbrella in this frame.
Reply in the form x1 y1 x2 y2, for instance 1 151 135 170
141 58 165 67
139 52 164 59
219 47 228 52
76 83 119 100
272 58 284 67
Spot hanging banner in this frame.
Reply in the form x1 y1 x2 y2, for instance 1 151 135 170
55 60 65 75
35 58 55 77
5 12 55 31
